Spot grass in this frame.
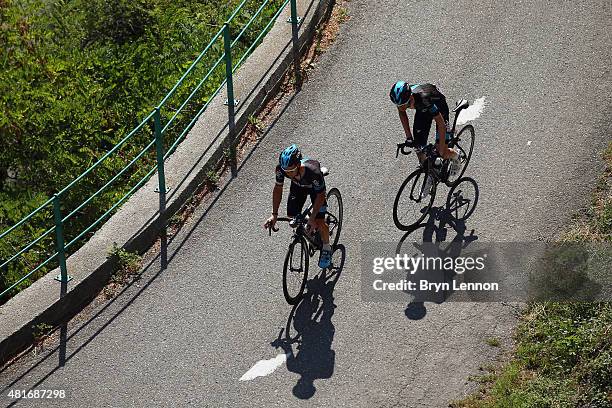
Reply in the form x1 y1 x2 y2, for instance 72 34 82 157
104 243 142 298
337 6 349 23
451 142 612 408
562 143 612 242
31 322 52 343
204 169 220 188
247 114 264 132
31 322 53 354
486 338 501 347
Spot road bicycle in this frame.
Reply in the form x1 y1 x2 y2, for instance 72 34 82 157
269 169 343 304
393 99 475 230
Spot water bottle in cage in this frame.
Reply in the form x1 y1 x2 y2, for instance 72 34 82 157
433 156 446 179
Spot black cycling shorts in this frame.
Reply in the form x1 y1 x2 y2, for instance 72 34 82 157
413 97 451 147
287 183 327 219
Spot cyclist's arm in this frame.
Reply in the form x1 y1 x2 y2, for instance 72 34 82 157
271 183 282 216
264 182 283 229
397 106 413 141
310 190 326 216
271 165 287 215
434 113 455 159
309 165 326 217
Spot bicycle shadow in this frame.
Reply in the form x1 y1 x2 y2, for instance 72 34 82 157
270 244 345 400
396 178 480 320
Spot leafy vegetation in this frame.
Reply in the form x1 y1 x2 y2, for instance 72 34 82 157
104 243 142 298
31 322 53 343
0 0 285 301
451 143 612 407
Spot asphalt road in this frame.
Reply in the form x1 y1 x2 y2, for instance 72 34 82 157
1 0 610 407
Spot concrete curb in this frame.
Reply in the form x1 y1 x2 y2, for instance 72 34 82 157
0 0 333 367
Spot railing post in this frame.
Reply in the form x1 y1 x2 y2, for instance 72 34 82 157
289 0 302 90
223 22 238 178
154 108 168 269
52 193 71 285
52 193 70 367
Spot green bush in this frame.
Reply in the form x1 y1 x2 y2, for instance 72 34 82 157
1 0 285 300
83 0 154 46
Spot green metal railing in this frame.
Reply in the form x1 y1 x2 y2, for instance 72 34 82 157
0 0 304 301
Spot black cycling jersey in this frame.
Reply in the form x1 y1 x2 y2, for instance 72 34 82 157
410 83 451 147
276 159 327 218
275 159 326 193
410 83 446 115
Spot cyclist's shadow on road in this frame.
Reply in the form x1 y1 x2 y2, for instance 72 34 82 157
271 244 346 400
397 178 479 320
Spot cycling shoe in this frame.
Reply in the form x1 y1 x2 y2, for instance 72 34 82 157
318 248 332 269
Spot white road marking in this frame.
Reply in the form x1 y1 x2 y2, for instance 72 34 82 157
456 96 487 126
239 353 291 381
527 140 532 146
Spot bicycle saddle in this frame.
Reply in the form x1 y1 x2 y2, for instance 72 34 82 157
321 166 329 176
452 99 469 113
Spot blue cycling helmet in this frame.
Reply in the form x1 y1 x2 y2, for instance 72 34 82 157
389 81 411 105
279 144 302 170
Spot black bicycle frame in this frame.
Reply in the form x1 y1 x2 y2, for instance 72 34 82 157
291 206 323 251
450 100 469 135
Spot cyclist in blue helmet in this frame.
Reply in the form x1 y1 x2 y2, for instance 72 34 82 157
390 81 462 195
264 144 332 269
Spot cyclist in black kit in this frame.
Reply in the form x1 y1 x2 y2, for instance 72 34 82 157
389 81 462 195
264 144 332 269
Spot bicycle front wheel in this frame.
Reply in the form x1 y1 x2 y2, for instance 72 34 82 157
283 236 309 305
447 124 475 185
393 168 437 230
325 188 343 248
446 177 479 221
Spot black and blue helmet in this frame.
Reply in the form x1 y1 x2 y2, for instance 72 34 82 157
279 144 302 170
389 81 411 105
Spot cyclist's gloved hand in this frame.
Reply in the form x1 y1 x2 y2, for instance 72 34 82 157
264 214 278 230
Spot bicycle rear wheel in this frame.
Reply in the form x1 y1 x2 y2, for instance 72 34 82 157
325 188 343 248
393 168 437 230
446 124 475 185
283 236 309 305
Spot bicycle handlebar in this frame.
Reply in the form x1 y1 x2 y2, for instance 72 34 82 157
268 216 293 235
396 140 415 158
